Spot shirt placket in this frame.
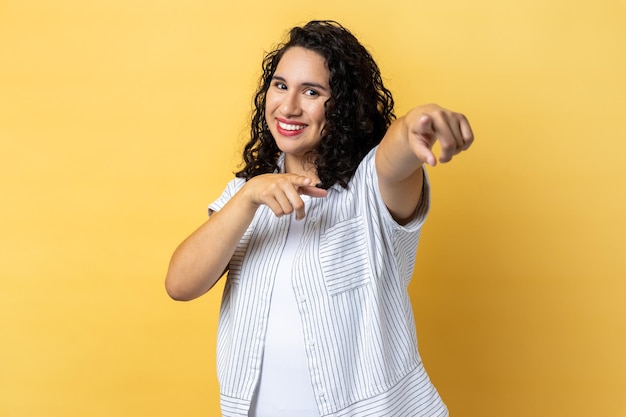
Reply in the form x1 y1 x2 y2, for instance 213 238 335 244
291 200 331 413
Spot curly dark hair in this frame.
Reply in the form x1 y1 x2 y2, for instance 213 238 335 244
235 20 395 189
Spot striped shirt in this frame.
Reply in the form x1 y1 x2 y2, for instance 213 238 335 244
208 146 447 417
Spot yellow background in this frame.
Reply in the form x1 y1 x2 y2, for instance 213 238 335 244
1 0 625 416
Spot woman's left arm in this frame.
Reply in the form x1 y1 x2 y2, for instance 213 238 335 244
375 104 474 224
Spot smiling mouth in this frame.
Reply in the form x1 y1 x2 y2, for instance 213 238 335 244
277 120 307 131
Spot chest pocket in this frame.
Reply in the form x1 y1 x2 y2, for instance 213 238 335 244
319 216 372 295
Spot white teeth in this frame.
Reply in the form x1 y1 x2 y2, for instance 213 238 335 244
278 121 306 131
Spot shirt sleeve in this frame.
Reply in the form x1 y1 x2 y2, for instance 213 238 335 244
208 177 247 216
357 146 431 234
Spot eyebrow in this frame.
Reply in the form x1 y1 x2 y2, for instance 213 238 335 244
272 75 329 92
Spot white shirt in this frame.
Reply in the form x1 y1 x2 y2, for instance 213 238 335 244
209 147 447 417
248 203 321 417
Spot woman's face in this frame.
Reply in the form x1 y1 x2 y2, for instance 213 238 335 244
265 46 330 170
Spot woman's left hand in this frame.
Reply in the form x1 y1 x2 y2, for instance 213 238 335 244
403 104 474 166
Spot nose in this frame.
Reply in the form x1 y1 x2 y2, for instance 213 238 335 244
280 91 302 117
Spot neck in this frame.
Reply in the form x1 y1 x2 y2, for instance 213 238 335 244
285 154 319 182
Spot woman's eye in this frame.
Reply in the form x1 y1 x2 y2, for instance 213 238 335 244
305 89 318 96
275 82 287 90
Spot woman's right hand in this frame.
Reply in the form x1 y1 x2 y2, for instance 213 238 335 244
243 174 328 220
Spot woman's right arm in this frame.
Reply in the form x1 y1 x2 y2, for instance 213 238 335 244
165 174 327 301
164 187 258 301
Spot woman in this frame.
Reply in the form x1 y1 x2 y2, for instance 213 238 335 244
166 20 473 417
